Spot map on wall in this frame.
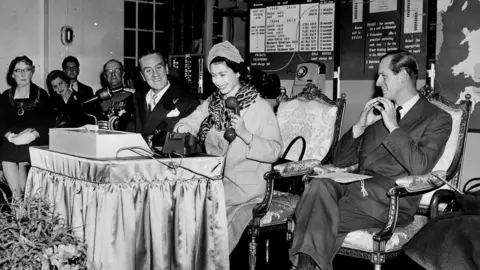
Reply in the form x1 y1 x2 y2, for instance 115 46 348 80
435 0 480 131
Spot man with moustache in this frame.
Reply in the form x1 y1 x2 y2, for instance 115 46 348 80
134 51 200 147
62 56 94 102
84 59 135 131
290 50 453 270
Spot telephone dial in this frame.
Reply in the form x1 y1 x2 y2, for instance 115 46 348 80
296 65 309 78
292 62 326 96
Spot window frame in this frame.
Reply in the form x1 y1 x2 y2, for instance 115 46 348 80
124 0 166 71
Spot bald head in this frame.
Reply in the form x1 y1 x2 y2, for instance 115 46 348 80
103 59 124 89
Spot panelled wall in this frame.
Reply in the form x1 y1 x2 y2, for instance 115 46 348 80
0 0 123 93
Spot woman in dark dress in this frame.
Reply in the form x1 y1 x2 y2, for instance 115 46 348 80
46 70 89 128
0 56 55 199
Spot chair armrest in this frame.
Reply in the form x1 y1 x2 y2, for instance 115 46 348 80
312 164 358 174
395 171 447 193
373 172 449 245
373 188 401 244
372 174 439 245
273 159 322 177
429 189 457 219
254 160 321 219
252 171 280 220
373 183 413 244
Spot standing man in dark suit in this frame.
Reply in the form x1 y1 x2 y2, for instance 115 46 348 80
290 50 453 270
62 56 94 102
135 51 200 147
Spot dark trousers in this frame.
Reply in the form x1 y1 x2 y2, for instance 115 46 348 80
290 178 388 270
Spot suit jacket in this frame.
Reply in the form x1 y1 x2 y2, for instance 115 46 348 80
333 96 452 222
76 81 94 102
134 83 200 146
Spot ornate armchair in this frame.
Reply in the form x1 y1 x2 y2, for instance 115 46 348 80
274 86 472 269
246 83 347 269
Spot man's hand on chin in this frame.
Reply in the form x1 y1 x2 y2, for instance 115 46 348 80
352 98 382 138
376 97 399 133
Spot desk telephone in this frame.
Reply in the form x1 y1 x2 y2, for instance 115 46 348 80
292 62 326 96
162 132 202 155
161 97 240 155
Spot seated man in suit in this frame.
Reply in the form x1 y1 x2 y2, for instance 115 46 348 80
135 51 200 147
62 56 94 102
84 59 135 131
291 50 453 270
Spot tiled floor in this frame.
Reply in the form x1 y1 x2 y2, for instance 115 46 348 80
230 231 425 270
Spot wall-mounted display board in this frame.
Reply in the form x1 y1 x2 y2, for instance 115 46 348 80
339 0 430 80
248 0 337 80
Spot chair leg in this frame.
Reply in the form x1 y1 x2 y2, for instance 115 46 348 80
249 235 257 270
286 216 295 248
265 239 269 264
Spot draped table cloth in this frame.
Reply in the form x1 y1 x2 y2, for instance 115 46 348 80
25 146 229 270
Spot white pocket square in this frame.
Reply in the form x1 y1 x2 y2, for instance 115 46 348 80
167 108 180 117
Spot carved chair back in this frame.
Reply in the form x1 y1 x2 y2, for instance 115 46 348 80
417 86 472 209
276 84 346 164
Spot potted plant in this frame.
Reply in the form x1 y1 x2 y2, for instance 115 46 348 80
0 193 89 269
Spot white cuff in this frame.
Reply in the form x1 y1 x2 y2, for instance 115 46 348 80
7 133 15 142
27 133 36 141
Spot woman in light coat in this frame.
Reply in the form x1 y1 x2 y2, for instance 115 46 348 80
175 41 283 252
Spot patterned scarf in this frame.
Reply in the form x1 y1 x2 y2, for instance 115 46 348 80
197 84 259 142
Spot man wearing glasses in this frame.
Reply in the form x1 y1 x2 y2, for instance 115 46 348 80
62 56 94 102
135 51 199 147
84 59 135 131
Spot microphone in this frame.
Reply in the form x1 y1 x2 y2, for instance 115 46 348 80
149 121 169 148
154 121 169 134
81 87 124 106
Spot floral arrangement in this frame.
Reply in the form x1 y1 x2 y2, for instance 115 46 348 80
0 193 88 270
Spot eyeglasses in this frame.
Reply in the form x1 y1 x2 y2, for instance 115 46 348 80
65 66 78 71
14 67 33 75
105 68 123 76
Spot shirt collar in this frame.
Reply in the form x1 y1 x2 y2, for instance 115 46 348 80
146 81 171 107
70 81 78 91
398 93 420 118
147 82 170 101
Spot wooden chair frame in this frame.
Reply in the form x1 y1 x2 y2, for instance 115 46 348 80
246 84 347 270
301 86 473 269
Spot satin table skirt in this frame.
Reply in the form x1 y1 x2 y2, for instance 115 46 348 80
25 146 229 270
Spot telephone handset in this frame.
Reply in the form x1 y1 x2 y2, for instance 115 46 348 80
372 102 385 116
224 96 240 143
